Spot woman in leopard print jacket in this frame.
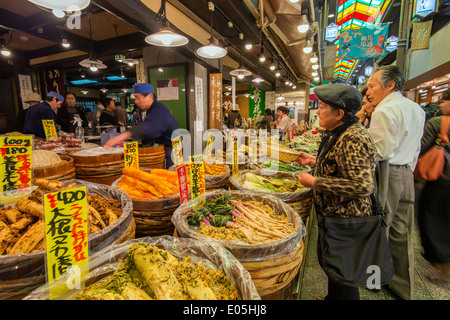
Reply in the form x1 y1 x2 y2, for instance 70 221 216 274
296 83 378 300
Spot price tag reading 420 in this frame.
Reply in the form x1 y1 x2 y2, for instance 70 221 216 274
124 141 139 169
44 186 89 300
0 135 33 204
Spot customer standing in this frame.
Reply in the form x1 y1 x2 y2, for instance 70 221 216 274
366 65 425 300
259 108 274 130
418 88 450 281
23 91 64 139
100 98 123 127
275 106 291 131
57 92 88 133
92 99 105 135
227 105 242 129
356 86 376 128
295 84 377 300
114 101 128 128
17 92 42 132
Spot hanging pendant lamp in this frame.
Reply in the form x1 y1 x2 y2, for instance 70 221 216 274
230 37 252 79
145 0 188 47
197 2 227 59
27 0 90 18
79 12 106 72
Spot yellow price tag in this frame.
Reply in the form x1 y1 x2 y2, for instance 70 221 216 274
44 186 89 300
42 120 58 140
190 155 205 200
124 141 139 169
205 132 214 160
232 139 238 176
172 136 184 167
0 135 33 204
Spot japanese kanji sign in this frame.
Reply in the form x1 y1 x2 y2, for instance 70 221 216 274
189 155 205 200
42 119 58 140
44 65 65 97
338 24 389 60
177 165 189 205
124 141 139 169
44 186 89 300
172 136 184 167
249 85 266 121
209 73 222 129
0 135 33 204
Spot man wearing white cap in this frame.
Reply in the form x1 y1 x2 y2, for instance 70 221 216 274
17 92 42 132
104 83 179 167
23 91 64 139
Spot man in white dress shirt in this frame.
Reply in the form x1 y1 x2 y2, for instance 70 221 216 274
366 65 425 300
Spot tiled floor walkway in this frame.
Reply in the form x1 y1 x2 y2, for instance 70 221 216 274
299 209 450 300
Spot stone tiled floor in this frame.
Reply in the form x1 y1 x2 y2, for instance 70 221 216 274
299 209 450 300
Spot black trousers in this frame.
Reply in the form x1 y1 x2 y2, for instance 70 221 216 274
325 278 360 300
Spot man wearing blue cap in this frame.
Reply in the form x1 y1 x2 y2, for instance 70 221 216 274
23 91 64 139
104 83 179 167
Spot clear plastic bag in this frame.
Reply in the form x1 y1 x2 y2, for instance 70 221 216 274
23 236 261 300
168 163 231 189
229 170 312 203
171 190 306 263
0 179 133 300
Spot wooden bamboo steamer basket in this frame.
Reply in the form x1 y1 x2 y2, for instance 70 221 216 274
32 154 76 182
171 190 305 298
0 180 135 300
70 150 124 185
138 145 166 169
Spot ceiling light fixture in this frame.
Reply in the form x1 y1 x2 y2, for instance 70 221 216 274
230 38 252 80
197 2 227 59
303 39 312 54
145 0 188 47
258 46 266 62
312 71 318 77
269 59 276 70
314 76 320 81
79 13 107 72
310 53 318 63
27 0 91 16
275 68 281 77
297 15 309 33
1 45 11 57
312 64 319 70
123 57 139 67
61 38 70 48
245 43 253 50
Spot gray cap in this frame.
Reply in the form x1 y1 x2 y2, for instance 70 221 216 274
314 83 363 115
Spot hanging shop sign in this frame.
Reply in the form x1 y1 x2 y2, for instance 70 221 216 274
0 135 33 204
44 65 65 97
325 23 339 42
324 45 337 68
124 141 139 169
411 21 433 51
44 186 89 300
414 0 436 18
249 85 266 121
338 24 389 60
386 36 399 52
209 73 222 129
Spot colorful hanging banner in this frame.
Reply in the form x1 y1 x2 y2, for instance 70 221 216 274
177 165 189 205
0 135 33 204
338 24 389 60
44 186 89 300
190 155 205 200
42 119 58 140
124 141 139 169
172 136 184 167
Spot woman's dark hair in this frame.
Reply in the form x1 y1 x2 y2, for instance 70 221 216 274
85 108 91 113
277 106 289 114
329 103 355 123
360 86 368 97
102 97 114 108
265 108 272 116
65 92 77 100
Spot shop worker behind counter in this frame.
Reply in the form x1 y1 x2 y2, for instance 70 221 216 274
104 83 179 168
23 91 64 139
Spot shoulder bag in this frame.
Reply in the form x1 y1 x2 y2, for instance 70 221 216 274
414 115 450 181
316 193 394 288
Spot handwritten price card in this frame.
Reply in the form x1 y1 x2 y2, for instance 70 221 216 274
190 155 205 200
44 186 89 300
0 135 33 204
232 139 238 176
124 141 139 169
42 119 58 140
177 165 190 205
172 136 184 167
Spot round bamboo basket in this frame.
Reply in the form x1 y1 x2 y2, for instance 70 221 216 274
112 177 180 238
0 180 135 300
71 150 124 185
32 154 76 182
139 145 166 169
172 190 306 297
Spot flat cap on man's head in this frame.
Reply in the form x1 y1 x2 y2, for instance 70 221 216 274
47 91 64 103
314 83 363 115
133 83 154 95
24 92 42 103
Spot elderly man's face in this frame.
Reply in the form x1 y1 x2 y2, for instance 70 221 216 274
366 71 394 107
49 97 62 110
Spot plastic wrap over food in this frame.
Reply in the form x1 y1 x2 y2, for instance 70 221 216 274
0 179 133 300
24 236 261 300
229 170 312 203
72 146 124 157
112 177 181 211
172 190 306 263
168 163 231 189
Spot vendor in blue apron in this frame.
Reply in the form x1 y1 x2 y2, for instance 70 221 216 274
104 83 179 168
